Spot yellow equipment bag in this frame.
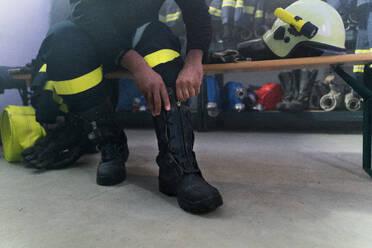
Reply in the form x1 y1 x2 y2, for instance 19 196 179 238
0 105 46 162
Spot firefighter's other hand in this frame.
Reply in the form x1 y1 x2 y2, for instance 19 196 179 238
133 67 170 116
176 49 204 102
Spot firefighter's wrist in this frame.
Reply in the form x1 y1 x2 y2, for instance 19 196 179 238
185 49 203 68
120 49 151 75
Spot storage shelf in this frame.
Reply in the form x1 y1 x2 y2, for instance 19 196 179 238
115 109 363 131
202 110 364 131
218 110 363 122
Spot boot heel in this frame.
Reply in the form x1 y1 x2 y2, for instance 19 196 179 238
159 179 177 197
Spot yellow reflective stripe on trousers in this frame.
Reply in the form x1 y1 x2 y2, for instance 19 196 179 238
39 65 68 112
235 0 244 7
47 66 103 95
209 6 222 17
243 6 255 14
352 65 372 73
353 49 372 72
355 49 372 54
166 12 181 20
52 92 69 113
159 12 181 23
43 81 69 113
236 0 255 13
144 49 180 68
222 0 236 8
353 65 365 72
235 0 256 15
255 10 264 18
39 64 47 73
44 81 54 91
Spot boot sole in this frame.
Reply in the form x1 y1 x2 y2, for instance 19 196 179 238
159 180 177 197
159 180 223 213
97 170 126 186
178 194 223 214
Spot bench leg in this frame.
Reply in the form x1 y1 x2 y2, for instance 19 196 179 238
334 65 372 178
363 98 372 177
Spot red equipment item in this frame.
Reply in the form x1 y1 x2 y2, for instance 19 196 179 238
254 83 283 110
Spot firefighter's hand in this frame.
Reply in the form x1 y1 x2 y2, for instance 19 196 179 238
22 119 87 170
176 49 204 102
133 66 170 116
121 50 170 116
22 136 83 170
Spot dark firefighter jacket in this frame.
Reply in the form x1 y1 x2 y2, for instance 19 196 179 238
69 0 212 67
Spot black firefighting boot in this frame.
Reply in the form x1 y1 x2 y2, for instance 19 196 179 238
309 79 330 110
79 102 129 186
153 87 223 214
96 124 129 186
287 69 318 112
276 71 294 111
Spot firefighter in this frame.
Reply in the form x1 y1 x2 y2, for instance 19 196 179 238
24 0 223 214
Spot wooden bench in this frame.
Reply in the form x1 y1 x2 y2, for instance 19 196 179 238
11 53 372 178
105 53 372 76
107 53 372 179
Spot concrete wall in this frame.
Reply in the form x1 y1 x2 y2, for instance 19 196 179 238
0 0 51 111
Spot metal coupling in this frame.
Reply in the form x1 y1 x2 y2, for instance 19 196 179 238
345 92 362 112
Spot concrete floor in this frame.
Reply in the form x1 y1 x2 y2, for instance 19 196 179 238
0 129 371 248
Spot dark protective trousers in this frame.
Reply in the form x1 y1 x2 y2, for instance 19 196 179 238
34 19 200 180
33 20 184 115
32 20 197 169
29 19 222 213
